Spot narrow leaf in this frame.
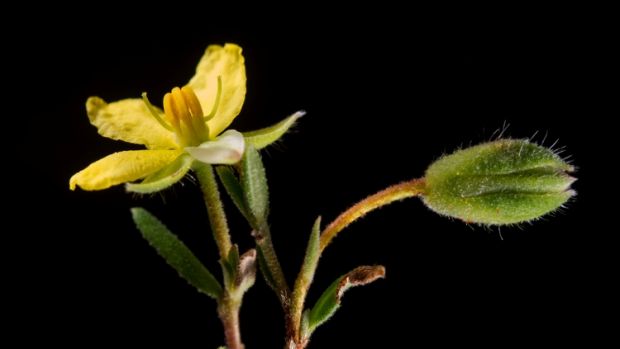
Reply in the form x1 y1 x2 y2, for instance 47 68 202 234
126 154 193 193
240 145 269 226
292 217 322 333
220 245 240 290
216 166 253 224
300 310 310 340
243 111 305 149
131 207 223 299
306 265 386 335
256 246 278 292
298 217 322 287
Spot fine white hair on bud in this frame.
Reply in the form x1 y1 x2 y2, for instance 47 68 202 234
421 139 576 225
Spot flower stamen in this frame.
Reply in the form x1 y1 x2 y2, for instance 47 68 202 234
142 77 221 147
141 92 174 131
204 76 222 121
181 86 203 118
163 93 182 132
181 86 211 141
163 86 211 146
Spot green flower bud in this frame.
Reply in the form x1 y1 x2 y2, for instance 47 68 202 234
422 139 576 225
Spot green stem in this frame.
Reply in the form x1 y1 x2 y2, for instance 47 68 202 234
320 178 426 252
194 163 244 349
252 224 293 348
254 223 290 305
194 163 233 260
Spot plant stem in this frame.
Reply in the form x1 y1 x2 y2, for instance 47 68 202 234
195 163 244 349
320 178 426 252
195 163 233 260
218 294 244 349
252 224 294 348
254 223 290 305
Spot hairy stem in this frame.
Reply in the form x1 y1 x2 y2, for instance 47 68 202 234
195 163 244 348
194 163 233 260
253 224 296 348
320 178 426 252
254 223 290 305
218 294 244 349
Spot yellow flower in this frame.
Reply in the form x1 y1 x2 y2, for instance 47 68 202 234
70 43 303 193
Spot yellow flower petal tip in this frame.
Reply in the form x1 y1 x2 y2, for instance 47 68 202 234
69 150 181 191
189 43 247 138
86 96 177 149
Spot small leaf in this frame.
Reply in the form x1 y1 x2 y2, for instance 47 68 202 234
298 217 321 286
131 207 223 299
228 245 241 274
219 245 256 297
306 265 386 336
243 111 305 149
216 166 254 224
126 154 193 193
240 145 269 226
256 246 278 292
235 249 257 295
220 245 240 290
292 217 322 332
300 310 310 340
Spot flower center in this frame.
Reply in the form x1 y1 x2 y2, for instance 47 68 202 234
162 86 209 146
142 77 222 147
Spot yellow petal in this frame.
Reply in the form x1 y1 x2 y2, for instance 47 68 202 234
188 43 246 138
87 97 178 149
70 150 181 191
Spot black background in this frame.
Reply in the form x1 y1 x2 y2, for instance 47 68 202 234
11 7 610 348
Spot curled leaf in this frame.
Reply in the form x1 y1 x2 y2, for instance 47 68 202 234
235 249 257 295
305 265 386 337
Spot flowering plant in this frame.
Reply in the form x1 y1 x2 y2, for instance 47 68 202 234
71 43 576 349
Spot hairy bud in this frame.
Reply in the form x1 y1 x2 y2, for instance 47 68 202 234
422 139 575 225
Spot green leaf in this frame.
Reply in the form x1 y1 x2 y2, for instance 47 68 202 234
240 145 269 226
243 111 304 149
292 217 322 340
131 207 223 299
219 245 256 298
220 245 240 290
306 265 385 336
256 246 278 292
216 166 254 224
299 217 321 285
300 310 310 340
292 217 322 321
126 154 193 194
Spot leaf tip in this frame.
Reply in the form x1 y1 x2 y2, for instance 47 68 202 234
293 110 307 119
130 207 144 218
336 265 386 302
